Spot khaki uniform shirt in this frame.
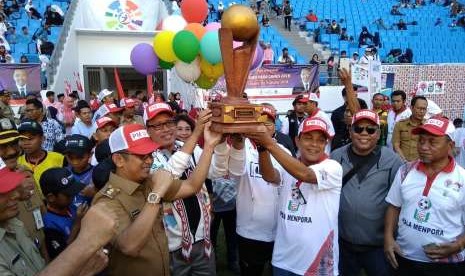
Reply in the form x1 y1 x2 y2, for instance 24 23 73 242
92 173 181 276
0 218 46 276
0 101 15 122
392 118 422 161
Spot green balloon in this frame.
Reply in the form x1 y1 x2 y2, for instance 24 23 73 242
195 74 217 89
173 30 200 63
159 59 174 69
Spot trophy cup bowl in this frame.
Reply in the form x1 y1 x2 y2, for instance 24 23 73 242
208 5 267 133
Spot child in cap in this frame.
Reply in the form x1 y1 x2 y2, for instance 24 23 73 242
90 117 118 165
40 167 87 260
63 134 95 208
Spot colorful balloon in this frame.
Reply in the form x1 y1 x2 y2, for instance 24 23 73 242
159 59 174 69
200 58 224 79
184 23 207 40
195 74 217 89
175 58 201 83
181 0 208 23
200 31 222 64
162 15 187 32
205 22 221 32
130 43 159 75
153 31 177 62
173 30 200 63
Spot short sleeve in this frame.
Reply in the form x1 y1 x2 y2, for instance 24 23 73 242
392 122 401 145
385 169 403 207
309 159 342 190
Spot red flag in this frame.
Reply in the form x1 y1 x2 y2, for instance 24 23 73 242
147 75 154 100
113 68 125 99
74 72 84 100
64 80 72 97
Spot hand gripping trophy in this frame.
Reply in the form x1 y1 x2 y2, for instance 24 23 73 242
209 5 268 133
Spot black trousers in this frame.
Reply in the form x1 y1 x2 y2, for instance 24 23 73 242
211 209 238 266
284 16 292 31
396 255 465 276
237 235 274 276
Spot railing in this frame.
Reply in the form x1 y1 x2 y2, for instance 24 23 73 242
47 0 80 87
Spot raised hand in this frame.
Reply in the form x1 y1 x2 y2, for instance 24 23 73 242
203 121 223 149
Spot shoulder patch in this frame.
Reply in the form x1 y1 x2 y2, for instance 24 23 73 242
100 185 120 199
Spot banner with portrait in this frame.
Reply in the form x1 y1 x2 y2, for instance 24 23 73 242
416 81 445 95
0 63 41 104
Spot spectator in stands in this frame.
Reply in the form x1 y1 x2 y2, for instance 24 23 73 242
310 53 320 65
391 5 404 15
449 19 458 27
398 48 413 63
25 0 42 20
5 26 17 45
44 5 64 26
282 0 293 31
261 13 270 27
339 28 352 41
33 23 51 43
350 52 359 65
394 19 408 30
327 56 336 84
373 32 382 48
277 47 295 65
17 26 31 44
263 43 274 64
306 10 318 22
450 0 459 17
358 26 373 47
434 17 442 26
386 49 401 63
328 19 341 34
20 55 29 63
359 47 379 64
217 1 224 21
373 18 389 30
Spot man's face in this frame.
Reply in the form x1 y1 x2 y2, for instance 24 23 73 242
47 95 54 102
391 95 405 111
66 152 91 173
113 152 154 183
283 50 288 56
372 95 384 109
103 95 114 105
78 108 92 124
0 140 21 170
18 133 43 155
122 107 135 118
13 69 27 87
350 119 380 154
417 133 452 164
147 113 176 149
25 104 43 121
301 69 311 83
294 102 306 113
22 28 28 35
0 187 21 222
305 101 317 114
0 94 10 104
296 131 327 164
412 99 428 121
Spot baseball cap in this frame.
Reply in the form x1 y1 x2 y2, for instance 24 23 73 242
18 119 43 135
0 167 25 194
95 116 118 130
63 134 94 156
40 168 86 196
97 89 113 102
120 97 136 108
262 106 276 121
0 118 27 144
109 124 160 155
95 138 111 163
308 93 319 103
143 102 174 123
292 94 309 105
412 117 455 139
100 103 123 117
351 109 380 126
298 117 332 138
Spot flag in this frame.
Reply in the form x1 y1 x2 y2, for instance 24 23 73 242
64 80 72 96
74 72 84 100
147 75 153 100
113 68 125 99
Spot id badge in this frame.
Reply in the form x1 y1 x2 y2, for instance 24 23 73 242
32 208 44 230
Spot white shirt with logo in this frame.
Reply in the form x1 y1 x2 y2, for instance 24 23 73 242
272 158 342 275
387 108 411 147
386 160 465 263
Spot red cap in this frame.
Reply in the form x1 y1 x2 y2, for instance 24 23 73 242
352 109 380 126
0 168 25 194
262 106 276 121
298 117 332 138
96 116 118 129
143 103 174 123
109 124 160 155
412 117 455 139
120 97 136 108
293 94 309 105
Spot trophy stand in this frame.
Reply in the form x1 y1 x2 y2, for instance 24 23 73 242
208 28 267 133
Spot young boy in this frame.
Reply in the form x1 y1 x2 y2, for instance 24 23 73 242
40 167 87 259
63 134 95 209
90 116 118 165
71 100 95 138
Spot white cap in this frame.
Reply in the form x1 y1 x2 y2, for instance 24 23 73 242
98 89 113 102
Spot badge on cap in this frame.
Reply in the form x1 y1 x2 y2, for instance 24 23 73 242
61 178 69 185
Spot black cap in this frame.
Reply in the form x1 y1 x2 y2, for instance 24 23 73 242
63 134 93 156
95 138 111 163
18 119 43 135
73 100 90 113
40 168 86 196
53 139 67 154
92 158 115 190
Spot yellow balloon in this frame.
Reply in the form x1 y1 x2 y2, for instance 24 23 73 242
153 31 177 62
200 58 224 79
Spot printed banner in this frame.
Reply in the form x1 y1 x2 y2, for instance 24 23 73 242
0 64 41 104
213 64 319 97
351 64 369 87
416 81 445 95
79 0 168 31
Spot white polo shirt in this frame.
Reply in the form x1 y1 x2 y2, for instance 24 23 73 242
386 159 465 263
387 108 411 147
272 158 342 275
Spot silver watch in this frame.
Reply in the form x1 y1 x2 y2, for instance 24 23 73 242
147 192 162 204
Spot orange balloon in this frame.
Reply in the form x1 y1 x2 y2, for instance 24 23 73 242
184 23 207 41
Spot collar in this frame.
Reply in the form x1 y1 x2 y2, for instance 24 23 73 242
394 105 407 115
108 172 141 196
416 156 455 175
408 116 423 127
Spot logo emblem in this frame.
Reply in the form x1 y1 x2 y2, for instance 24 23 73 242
105 0 143 30
413 197 431 223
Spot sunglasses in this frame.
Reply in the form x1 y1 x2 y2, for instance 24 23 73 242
352 125 378 135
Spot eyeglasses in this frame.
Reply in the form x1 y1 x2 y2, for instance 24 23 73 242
147 119 176 131
352 125 378 135
118 151 153 162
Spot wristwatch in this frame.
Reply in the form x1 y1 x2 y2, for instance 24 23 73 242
147 192 162 204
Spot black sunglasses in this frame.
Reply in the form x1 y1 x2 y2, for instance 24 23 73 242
352 125 378 135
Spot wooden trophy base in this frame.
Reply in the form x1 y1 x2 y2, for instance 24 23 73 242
208 102 267 133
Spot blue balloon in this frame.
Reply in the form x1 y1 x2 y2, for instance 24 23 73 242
200 31 222 65
130 43 159 75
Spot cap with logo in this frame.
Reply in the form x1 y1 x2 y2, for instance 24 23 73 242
143 102 174 123
412 117 455 139
120 97 136 108
100 103 123 117
40 168 86 196
95 116 118 130
0 118 27 144
262 106 276 121
0 167 25 194
298 117 332 138
18 119 44 135
63 134 94 156
292 94 310 105
97 89 113 102
351 109 380 126
109 124 160 155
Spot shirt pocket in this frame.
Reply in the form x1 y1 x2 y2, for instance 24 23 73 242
400 130 410 141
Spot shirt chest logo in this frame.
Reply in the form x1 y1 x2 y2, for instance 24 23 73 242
413 197 432 223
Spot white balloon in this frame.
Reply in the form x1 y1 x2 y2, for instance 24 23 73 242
162 15 187 32
175 58 201 83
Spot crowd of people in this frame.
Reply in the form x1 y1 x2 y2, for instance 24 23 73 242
0 65 464 276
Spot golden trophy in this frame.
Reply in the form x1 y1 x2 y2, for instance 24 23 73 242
209 5 267 133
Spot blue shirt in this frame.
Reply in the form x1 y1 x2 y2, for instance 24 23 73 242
43 208 76 259
68 165 94 209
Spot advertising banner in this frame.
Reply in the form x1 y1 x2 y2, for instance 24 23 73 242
0 63 41 104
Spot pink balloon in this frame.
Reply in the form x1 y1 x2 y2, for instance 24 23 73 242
233 41 243 49
205 22 221 32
